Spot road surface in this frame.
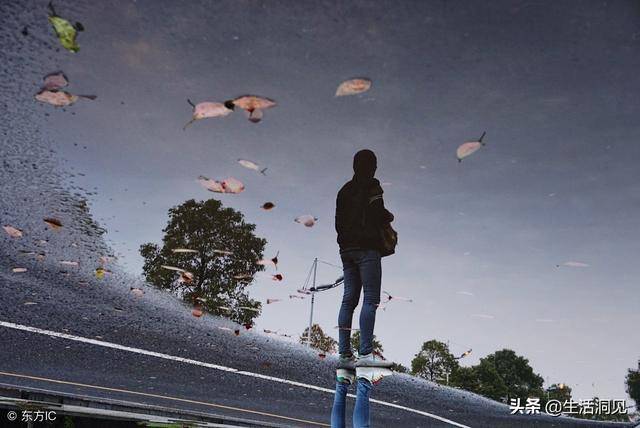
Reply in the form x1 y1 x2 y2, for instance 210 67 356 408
0 1 635 427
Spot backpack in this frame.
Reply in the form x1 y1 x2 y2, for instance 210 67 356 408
361 191 397 257
379 222 398 257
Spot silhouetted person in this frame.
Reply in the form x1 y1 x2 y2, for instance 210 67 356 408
331 149 394 428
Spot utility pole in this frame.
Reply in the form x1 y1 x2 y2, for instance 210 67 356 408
306 258 318 347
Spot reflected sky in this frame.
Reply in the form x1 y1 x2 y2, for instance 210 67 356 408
14 0 640 403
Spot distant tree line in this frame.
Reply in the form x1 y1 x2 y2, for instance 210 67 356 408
301 325 638 422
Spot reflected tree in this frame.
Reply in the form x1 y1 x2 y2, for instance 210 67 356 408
139 199 266 325
299 324 338 353
627 361 640 411
411 340 458 383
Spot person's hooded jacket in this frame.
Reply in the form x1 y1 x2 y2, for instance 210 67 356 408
335 150 394 253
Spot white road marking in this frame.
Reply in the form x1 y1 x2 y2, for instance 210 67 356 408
0 320 470 428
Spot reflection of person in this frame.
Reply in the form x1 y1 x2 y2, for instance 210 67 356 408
331 367 371 428
332 149 394 428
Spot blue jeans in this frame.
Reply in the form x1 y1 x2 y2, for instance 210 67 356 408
338 249 382 356
331 378 372 428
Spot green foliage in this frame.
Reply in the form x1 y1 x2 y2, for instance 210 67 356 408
448 349 544 403
47 3 82 53
626 360 640 409
410 340 458 383
482 349 544 401
450 365 479 391
473 359 509 400
299 324 338 353
350 330 384 356
139 199 266 325
390 362 409 373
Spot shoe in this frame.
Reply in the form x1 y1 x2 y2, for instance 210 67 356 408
336 367 356 384
356 366 394 385
355 353 394 368
337 353 356 369
336 353 356 384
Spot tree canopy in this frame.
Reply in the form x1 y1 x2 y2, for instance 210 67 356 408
448 348 544 402
482 349 544 401
627 360 640 409
139 198 266 325
299 324 337 353
411 340 459 383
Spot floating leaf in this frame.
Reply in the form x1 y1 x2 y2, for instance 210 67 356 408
47 2 82 53
238 159 268 175
95 267 107 279
44 217 63 229
558 261 590 268
35 90 95 106
258 251 279 269
294 215 318 227
172 248 198 254
225 95 276 123
197 176 244 194
456 132 486 162
179 271 194 284
213 249 234 256
266 298 281 304
221 177 245 194
12 267 27 273
43 72 68 90
197 175 225 193
161 265 185 273
192 307 204 318
183 100 232 130
382 290 413 303
471 314 495 319
3 225 23 238
271 274 283 281
335 78 372 96
261 202 275 211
